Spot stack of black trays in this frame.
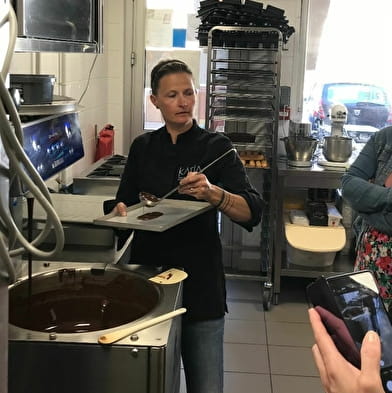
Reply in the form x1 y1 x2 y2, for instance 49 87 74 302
196 0 295 47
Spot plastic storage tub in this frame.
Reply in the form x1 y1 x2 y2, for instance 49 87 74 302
284 212 346 267
286 243 336 267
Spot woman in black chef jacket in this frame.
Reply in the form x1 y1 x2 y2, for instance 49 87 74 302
112 59 264 393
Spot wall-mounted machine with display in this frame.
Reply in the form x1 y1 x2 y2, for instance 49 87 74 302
22 112 84 181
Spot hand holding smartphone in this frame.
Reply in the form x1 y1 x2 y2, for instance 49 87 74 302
307 270 392 392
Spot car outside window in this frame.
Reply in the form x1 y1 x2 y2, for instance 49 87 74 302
307 82 392 141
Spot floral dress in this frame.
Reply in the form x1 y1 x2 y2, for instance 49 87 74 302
355 227 392 311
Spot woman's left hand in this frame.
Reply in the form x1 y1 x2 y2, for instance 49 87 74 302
178 172 212 201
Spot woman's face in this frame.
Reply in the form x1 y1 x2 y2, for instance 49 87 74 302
150 72 196 130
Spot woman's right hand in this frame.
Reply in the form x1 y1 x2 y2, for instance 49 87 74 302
115 202 127 216
308 308 385 393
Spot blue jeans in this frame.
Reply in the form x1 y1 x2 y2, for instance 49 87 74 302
181 317 225 393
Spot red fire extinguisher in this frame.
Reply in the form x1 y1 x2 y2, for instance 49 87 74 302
95 124 114 161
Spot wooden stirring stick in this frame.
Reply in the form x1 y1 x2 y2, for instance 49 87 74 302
98 307 186 344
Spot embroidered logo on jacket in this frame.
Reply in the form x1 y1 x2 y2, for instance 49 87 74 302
177 165 201 180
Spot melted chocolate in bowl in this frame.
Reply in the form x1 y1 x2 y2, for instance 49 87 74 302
9 269 161 333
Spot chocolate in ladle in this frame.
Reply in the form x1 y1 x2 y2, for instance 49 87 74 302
138 192 164 219
9 269 160 333
139 192 159 203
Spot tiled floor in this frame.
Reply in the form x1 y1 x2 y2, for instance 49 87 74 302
180 276 325 393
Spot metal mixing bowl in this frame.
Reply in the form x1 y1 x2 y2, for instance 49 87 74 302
323 136 353 162
282 136 318 162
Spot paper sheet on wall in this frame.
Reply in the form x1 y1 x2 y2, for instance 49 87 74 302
146 9 173 47
186 13 199 42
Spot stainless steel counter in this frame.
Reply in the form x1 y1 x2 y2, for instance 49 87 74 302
272 161 353 304
23 194 123 263
277 161 346 188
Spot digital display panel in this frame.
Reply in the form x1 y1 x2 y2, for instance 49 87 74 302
22 112 84 180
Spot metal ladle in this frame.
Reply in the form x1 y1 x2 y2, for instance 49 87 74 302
139 147 236 208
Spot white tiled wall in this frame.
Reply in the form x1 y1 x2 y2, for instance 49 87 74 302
9 0 127 187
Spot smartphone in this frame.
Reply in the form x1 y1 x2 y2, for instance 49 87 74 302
307 270 392 392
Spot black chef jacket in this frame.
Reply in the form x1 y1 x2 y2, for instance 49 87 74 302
115 120 264 321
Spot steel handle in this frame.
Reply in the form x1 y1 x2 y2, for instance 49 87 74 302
160 148 236 201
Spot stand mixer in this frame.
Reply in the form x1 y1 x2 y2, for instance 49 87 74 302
318 103 353 169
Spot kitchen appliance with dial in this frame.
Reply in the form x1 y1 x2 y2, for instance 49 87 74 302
318 103 353 169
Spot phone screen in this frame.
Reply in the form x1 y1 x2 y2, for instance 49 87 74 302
327 271 392 390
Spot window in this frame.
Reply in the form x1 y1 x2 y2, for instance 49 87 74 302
302 0 392 142
144 0 206 130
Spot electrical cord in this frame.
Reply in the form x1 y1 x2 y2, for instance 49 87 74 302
78 52 98 104
0 72 55 247
0 232 15 283
0 4 65 283
0 3 16 81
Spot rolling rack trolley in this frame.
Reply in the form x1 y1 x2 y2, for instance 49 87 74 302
205 26 282 310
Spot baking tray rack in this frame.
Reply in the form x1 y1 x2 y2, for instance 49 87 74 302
206 26 283 310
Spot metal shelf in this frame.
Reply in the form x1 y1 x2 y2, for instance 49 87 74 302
18 95 80 116
232 141 273 150
211 45 280 51
209 113 275 122
273 162 351 305
211 58 277 65
211 92 275 100
210 80 276 91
